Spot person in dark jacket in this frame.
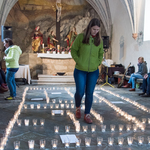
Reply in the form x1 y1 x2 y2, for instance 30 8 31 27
123 57 147 91
71 18 104 124
0 68 8 93
139 73 150 97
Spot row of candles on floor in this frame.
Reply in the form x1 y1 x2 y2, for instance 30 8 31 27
17 118 147 132
100 87 150 113
13 136 150 149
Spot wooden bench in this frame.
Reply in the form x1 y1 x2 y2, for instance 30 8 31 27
113 74 143 84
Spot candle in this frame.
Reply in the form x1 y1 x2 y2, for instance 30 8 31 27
94 99 97 103
142 118 147 124
59 99 62 103
40 119 45 126
40 139 46 149
148 136 150 144
141 124 146 132
82 125 88 133
66 104 69 109
76 125 80 133
148 118 150 124
85 137 91 147
17 119 22 126
51 139 58 149
101 125 106 132
133 124 137 132
70 100 73 103
57 45 60 50
52 99 56 103
75 138 81 147
110 124 115 132
55 104 59 109
126 124 131 132
32 119 37 126
138 136 144 145
60 104 64 109
119 124 124 132
51 110 55 116
71 104 75 109
65 140 70 148
118 137 124 146
30 104 34 109
61 110 64 116
37 104 41 109
43 104 47 109
91 125 96 133
127 136 133 146
28 140 34 149
14 141 20 150
97 137 103 146
24 104 27 109
65 125 70 133
24 119 29 126
108 137 114 146
54 126 59 133
42 43 44 48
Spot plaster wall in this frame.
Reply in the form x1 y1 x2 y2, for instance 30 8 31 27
109 0 150 72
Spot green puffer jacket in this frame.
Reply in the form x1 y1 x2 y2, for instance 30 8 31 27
5 45 22 68
71 33 104 72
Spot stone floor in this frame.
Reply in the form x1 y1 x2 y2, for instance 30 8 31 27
0 84 150 150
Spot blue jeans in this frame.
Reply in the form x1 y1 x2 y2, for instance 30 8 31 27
6 68 18 97
128 73 143 89
74 68 99 114
142 76 150 95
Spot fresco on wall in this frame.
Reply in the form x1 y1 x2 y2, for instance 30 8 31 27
5 0 106 53
137 31 143 46
120 36 124 59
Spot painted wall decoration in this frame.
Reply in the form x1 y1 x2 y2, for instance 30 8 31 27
120 36 124 59
137 31 143 46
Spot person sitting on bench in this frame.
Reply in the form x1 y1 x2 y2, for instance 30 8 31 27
139 73 150 97
123 57 147 91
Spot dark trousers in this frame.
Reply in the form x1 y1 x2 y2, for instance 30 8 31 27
74 68 99 114
142 76 150 95
0 69 6 85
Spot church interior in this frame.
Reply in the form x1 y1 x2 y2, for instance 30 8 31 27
0 0 150 149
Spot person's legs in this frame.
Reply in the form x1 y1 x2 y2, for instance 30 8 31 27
84 69 99 114
146 76 150 95
6 70 16 98
130 74 143 89
0 69 6 83
74 68 87 108
128 73 134 84
142 79 147 93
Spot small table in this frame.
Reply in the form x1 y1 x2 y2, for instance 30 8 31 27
15 65 31 84
105 67 125 77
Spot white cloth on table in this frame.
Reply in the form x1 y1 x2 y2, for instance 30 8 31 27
15 65 31 84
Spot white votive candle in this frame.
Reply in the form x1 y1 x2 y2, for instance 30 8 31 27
28 140 34 149
24 119 29 126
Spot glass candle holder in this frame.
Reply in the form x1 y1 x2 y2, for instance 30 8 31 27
65 100 68 104
66 104 70 109
91 125 96 133
61 110 64 116
141 124 146 132
64 140 70 148
133 124 137 132
43 104 47 109
65 126 70 133
24 119 29 126
70 100 73 103
108 137 114 146
51 139 58 149
101 125 106 132
76 138 81 147
148 118 150 124
85 137 91 147
50 104 54 109
76 125 80 133
17 119 22 126
60 104 64 109
30 104 34 109
37 104 41 109
52 99 56 103
138 136 144 145
148 136 150 145
94 99 97 103
142 118 147 124
55 104 59 109
32 119 37 126
51 110 55 116
46 98 49 103
66 110 70 115
97 137 103 146
54 126 59 133
126 124 131 132
40 139 46 149
40 119 45 126
24 104 27 109
119 124 124 132
110 124 115 132
59 99 62 103
82 125 88 133
127 136 133 146
71 104 75 109
118 137 124 146
28 140 34 149
82 99 85 103
14 141 20 150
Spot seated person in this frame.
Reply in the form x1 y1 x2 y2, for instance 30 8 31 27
123 57 147 91
0 68 8 93
139 73 150 97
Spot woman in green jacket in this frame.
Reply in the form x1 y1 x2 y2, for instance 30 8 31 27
3 38 22 100
71 18 104 124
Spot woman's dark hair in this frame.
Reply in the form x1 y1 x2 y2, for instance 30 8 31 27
3 38 14 46
82 18 101 46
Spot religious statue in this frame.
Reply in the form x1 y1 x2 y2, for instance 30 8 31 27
47 31 58 49
32 26 43 53
56 1 62 22
64 27 77 48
